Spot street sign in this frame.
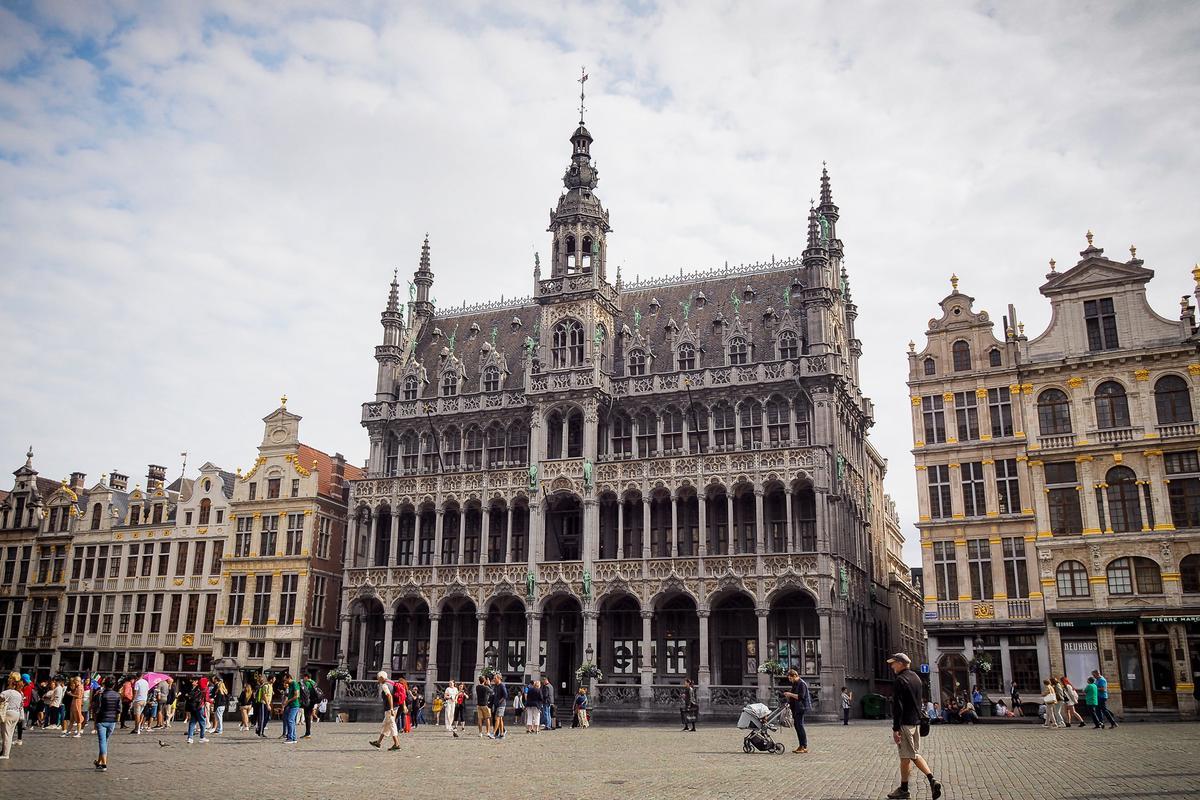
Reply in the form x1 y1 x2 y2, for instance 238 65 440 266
919 663 930 674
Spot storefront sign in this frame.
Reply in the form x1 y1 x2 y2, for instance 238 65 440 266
1145 615 1200 624
1053 618 1138 628
1062 641 1098 652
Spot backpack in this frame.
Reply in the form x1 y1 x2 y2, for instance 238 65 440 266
298 681 312 707
392 681 407 711
311 684 326 706
189 685 204 711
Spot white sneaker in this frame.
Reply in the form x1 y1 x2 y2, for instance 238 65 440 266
199 738 209 743
187 738 194 744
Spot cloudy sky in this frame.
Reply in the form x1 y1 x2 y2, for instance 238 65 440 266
2 1 1198 566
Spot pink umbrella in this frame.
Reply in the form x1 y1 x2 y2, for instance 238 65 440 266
142 672 172 689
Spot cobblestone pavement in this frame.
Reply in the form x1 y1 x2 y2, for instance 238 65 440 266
2 718 1198 800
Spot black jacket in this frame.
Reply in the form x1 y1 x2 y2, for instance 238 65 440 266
893 668 923 730
475 683 493 706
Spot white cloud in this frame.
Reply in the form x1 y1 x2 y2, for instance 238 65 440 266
1 1 1198 567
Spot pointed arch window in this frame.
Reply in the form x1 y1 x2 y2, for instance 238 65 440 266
442 427 461 469
687 404 708 453
1094 381 1130 429
662 407 684 452
91 502 102 531
766 395 790 443
400 431 419 472
402 375 419 400
729 337 748 366
923 357 936 376
441 372 458 397
464 426 484 469
553 320 585 368
565 235 577 272
1154 375 1193 425
678 342 696 371
740 399 763 445
582 236 593 270
567 409 584 458
1037 389 1072 435
483 366 501 393
486 424 506 468
610 412 633 457
507 422 529 466
778 330 798 360
712 402 736 448
627 349 646 376
385 434 400 475
546 410 564 459
636 409 658 457
952 340 971 371
198 498 211 526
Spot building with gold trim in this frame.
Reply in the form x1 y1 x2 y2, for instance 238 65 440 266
213 399 360 695
910 234 1200 717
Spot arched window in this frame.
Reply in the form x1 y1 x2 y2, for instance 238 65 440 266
712 402 736 448
662 407 684 451
1094 381 1130 429
687 403 709 453
198 498 211 526
779 330 798 360
582 236 593 269
923 357 936 376
678 342 696 371
636 409 657 457
546 410 564 459
1154 375 1193 425
1037 389 1072 435
552 320 585 368
1105 466 1142 532
443 427 461 469
507 422 529 465
610 412 632 457
627 349 646 376
988 349 1002 367
794 396 812 445
952 340 971 371
402 375 419 400
486 424 506 468
464 426 484 469
483 366 501 393
385 434 400 475
729 337 748 366
766 395 790 443
441 372 458 397
400 431 419 471
567 409 584 457
1182 554 1200 593
91 502 102 531
565 235 577 271
1055 560 1090 597
740 399 763 445
1107 556 1162 595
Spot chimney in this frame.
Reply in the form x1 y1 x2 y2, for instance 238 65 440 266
70 472 86 491
110 471 129 491
331 453 346 490
147 464 167 489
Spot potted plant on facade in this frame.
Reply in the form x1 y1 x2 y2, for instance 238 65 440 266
480 665 501 682
575 660 603 686
967 653 993 716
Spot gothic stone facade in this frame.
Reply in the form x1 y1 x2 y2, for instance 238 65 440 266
341 113 900 719
910 235 1200 717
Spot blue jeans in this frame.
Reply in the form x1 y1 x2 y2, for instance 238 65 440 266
1097 696 1118 726
96 721 115 757
284 705 299 742
793 708 807 748
186 713 206 740
542 704 552 729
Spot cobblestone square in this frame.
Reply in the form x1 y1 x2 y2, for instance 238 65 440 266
2 719 1198 800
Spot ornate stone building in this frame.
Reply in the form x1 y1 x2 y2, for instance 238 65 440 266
341 106 902 719
214 400 360 695
910 235 1200 717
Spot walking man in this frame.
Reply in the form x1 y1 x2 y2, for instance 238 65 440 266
368 671 401 752
1091 670 1118 728
282 671 301 744
540 676 554 731
475 676 493 738
489 673 507 740
781 668 811 754
841 686 853 726
1084 676 1102 728
254 674 273 738
301 671 319 738
886 653 942 800
130 674 149 734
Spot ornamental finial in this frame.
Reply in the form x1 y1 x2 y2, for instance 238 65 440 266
907 340 915 353
1129 244 1137 259
280 394 288 409
949 273 959 291
1086 230 1094 247
1049 258 1056 272
1192 264 1200 285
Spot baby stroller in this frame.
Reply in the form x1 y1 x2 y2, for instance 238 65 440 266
737 702 787 754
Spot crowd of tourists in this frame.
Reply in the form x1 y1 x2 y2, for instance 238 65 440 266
0 668 330 768
925 670 1121 730
368 671 593 750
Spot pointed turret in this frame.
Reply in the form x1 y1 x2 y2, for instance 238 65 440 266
412 234 435 320
802 203 826 263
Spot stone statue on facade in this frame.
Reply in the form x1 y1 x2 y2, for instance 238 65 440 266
582 458 593 491
526 570 537 600
408 281 416 301
528 462 538 490
582 570 593 599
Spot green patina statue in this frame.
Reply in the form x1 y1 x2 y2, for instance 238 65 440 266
528 462 538 490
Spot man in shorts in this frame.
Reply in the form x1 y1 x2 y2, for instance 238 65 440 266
130 674 149 735
474 675 493 737
488 673 507 740
887 653 942 800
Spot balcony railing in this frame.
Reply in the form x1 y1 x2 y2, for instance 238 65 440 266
936 601 961 620
1091 426 1141 444
1157 422 1197 439
1037 434 1075 450
1007 599 1032 619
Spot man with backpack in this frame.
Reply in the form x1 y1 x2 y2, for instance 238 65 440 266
782 668 812 754
887 653 942 800
300 671 322 738
282 671 302 744
185 681 209 744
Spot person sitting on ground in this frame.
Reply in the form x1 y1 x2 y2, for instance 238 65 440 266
958 701 978 724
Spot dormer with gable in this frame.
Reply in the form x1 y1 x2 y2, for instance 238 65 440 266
909 274 1013 382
